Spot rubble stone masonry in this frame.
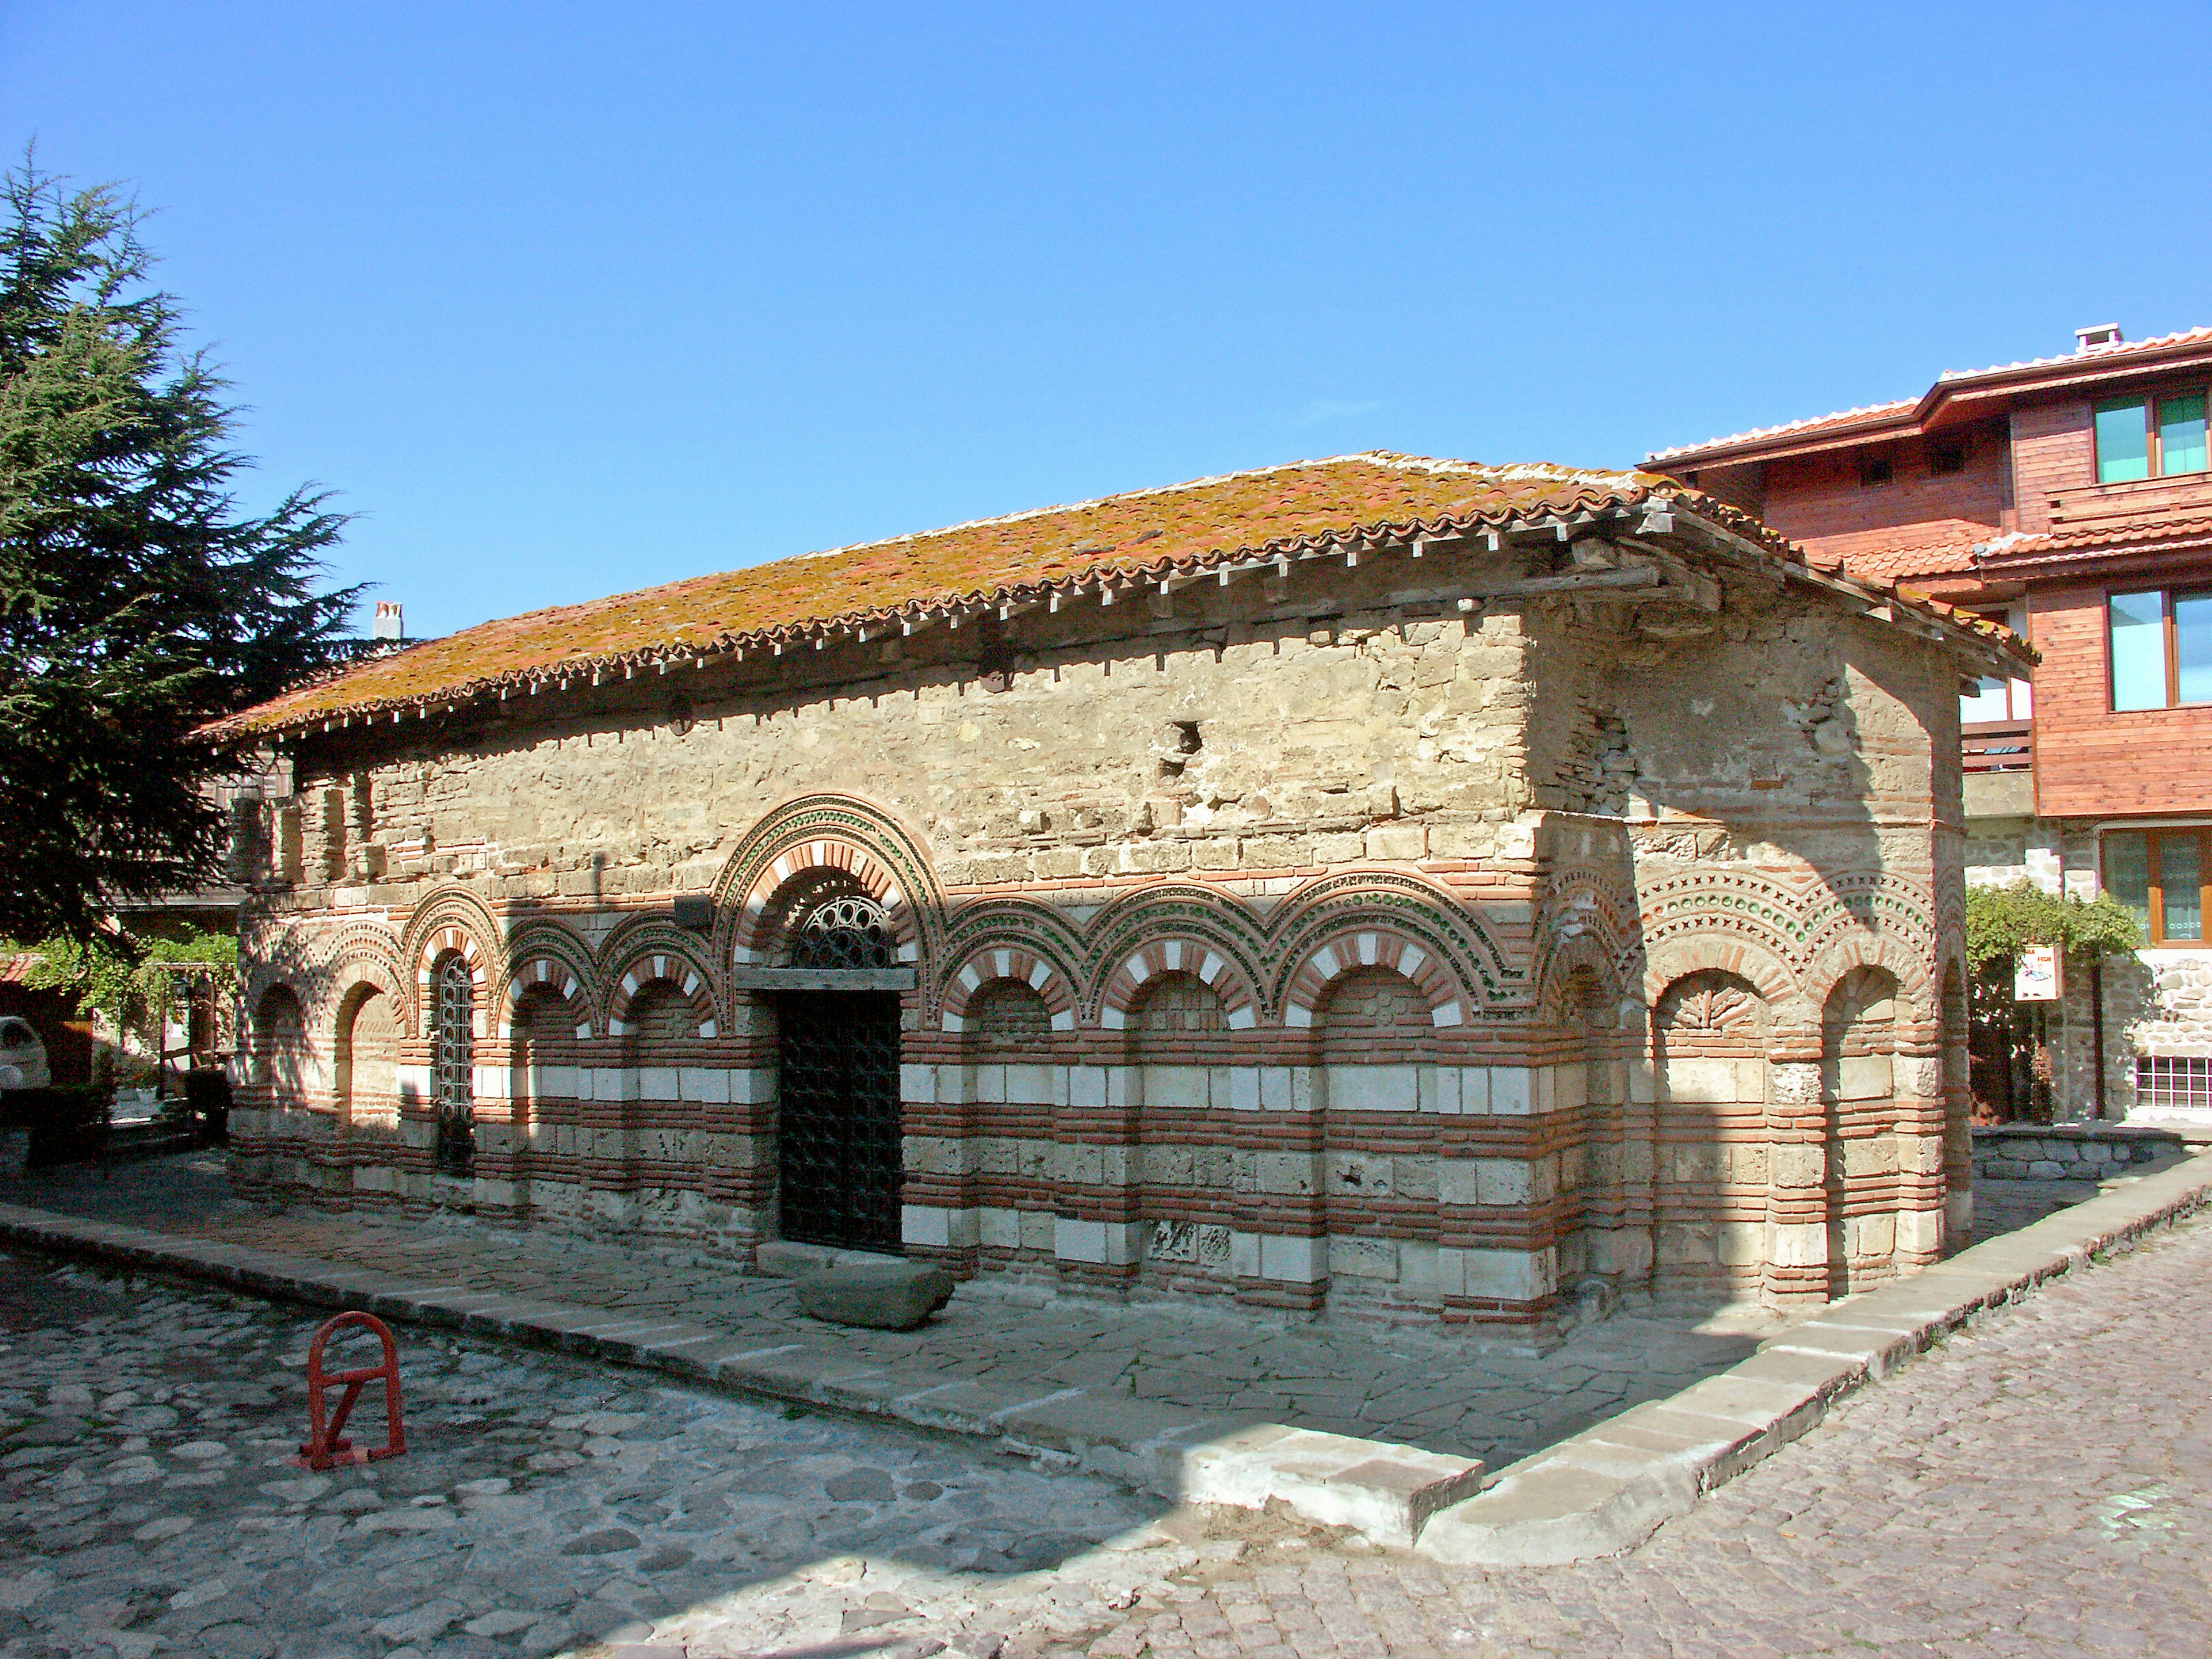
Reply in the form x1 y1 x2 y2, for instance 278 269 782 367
228 536 1979 1329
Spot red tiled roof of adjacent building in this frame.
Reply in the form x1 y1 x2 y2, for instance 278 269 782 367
204 451 2024 741
1649 325 2212 468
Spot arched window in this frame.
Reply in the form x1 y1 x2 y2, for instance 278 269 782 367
789 889 893 969
431 954 475 1176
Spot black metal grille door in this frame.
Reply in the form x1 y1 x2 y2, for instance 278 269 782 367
431 955 475 1177
777 991 903 1252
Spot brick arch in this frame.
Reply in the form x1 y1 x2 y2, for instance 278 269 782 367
1801 933 1935 1028
1536 930 1634 1030
605 949 719 1040
1640 933 1799 1022
500 957 594 1040
1097 938 1259 1031
710 794 944 970
399 885 501 987
940 945 1079 1034
1282 928 1467 1031
416 926 490 1037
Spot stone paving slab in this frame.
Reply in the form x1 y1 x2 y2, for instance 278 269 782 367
0 1191 1475 1549
1416 1146 2212 1566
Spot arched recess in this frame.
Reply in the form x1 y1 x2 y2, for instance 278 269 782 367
1545 961 1624 1295
961 978 1057 1270
1939 958 1972 1250
1647 969 1771 1308
1315 965 1437 1309
251 984 313 1119
1128 971 1238 1293
334 981 402 1139
507 978 586 1208
1098 940 1258 1032
1820 965 1904 1296
1283 929 1468 1031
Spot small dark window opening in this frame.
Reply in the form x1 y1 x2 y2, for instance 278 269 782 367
1158 720 1203 780
1858 453 1895 487
1930 440 1967 476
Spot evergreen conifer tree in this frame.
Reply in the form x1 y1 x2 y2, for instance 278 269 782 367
0 158 360 943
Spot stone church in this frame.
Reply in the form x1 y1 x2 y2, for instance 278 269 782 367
209 453 2024 1328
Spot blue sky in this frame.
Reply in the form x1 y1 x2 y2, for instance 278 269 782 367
7 2 2210 639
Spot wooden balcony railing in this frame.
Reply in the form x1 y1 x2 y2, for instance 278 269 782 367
1963 719 2033 774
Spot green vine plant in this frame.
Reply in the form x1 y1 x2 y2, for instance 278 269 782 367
1 927 239 1078
1961 882 2139 1122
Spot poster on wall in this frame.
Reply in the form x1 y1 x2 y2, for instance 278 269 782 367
2014 944 2062 1002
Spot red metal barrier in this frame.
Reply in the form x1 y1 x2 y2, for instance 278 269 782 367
291 1312 408 1471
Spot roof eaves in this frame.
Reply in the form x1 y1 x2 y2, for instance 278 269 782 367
198 468 1680 744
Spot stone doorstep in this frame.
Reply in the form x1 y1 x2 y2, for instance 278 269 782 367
1176 1422 1484 1552
1415 1152 2212 1568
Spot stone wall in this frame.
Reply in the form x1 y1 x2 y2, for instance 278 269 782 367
226 540 1972 1328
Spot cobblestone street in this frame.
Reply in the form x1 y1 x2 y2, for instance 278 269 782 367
0 1190 2204 1655
0 1252 1226 1659
1094 1209 2212 1658
13 1157 1789 1472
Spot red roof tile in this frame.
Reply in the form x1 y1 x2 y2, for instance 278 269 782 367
1649 325 2212 468
206 451 2024 740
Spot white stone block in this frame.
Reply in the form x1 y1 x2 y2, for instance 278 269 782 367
679 1066 732 1104
532 1064 579 1102
1550 1064 1586 1112
1055 1217 1107 1264
1069 1066 1108 1112
1258 1232 1328 1283
1489 1069 1532 1116
1459 1245 1555 1302
1329 1236 1398 1281
902 1204 975 1249
1839 1054 1894 1101
1660 1058 1741 1104
1228 1069 1262 1113
1766 1221 1828 1268
1324 1065 1418 1115
1005 1063 1056 1105
899 1063 937 1105
639 1066 681 1101
973 1063 1007 1105
1232 1230 1262 1277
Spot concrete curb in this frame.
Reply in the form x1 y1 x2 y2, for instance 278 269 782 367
1416 1150 2212 1566
0 1200 1478 1550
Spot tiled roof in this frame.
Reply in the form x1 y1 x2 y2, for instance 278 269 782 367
1975 516 2212 567
1646 400 1917 465
1649 325 2212 466
1936 324 2212 387
205 451 2024 740
1834 533 1986 586
1 953 46 987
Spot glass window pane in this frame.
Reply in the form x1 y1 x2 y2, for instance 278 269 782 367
2160 394 2209 475
2098 398 2151 482
2105 832 2152 933
2159 834 2202 942
2176 593 2212 704
1960 677 2011 722
2111 589 2169 710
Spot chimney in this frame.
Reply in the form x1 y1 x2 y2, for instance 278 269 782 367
372 601 405 642
2075 323 2123 352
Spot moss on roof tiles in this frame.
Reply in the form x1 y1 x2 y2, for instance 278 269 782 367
215 453 1678 736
